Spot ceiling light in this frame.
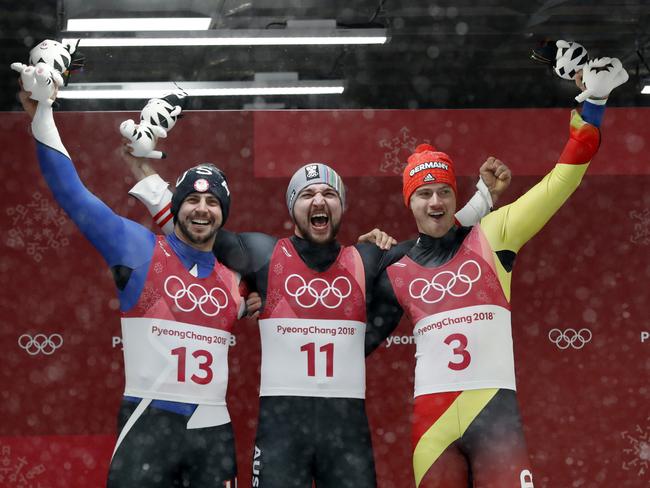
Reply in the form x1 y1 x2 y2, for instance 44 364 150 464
57 80 345 99
66 17 212 32
642 80 650 94
61 28 388 47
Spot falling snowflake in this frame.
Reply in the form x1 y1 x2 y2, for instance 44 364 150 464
484 272 500 292
630 209 650 246
6 192 69 262
266 288 283 312
622 416 650 477
139 285 162 313
378 127 430 175
0 444 48 487
477 290 489 303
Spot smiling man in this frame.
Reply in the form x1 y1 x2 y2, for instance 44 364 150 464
364 57 628 487
19 89 248 487
171 165 227 249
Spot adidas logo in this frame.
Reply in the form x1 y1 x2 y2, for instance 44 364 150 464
423 173 435 182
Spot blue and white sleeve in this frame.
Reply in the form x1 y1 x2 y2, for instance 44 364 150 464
31 103 154 280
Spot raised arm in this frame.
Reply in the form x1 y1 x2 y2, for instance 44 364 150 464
455 175 494 226
28 96 154 269
480 55 629 254
480 105 600 255
127 170 175 235
23 92 155 310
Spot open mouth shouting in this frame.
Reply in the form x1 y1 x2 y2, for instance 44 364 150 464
310 211 330 232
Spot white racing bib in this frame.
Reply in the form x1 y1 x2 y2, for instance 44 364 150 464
122 317 231 404
413 304 515 397
259 318 366 398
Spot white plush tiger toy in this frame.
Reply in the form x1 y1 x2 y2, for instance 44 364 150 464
554 40 589 80
140 91 188 133
11 38 84 104
120 120 168 159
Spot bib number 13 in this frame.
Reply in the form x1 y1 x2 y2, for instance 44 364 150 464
171 347 213 385
444 333 471 371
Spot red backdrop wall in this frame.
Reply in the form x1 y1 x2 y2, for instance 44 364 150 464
1 107 649 487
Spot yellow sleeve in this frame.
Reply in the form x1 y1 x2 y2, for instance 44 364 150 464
479 161 588 254
480 109 601 254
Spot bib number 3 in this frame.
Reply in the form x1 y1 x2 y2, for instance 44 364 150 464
444 333 471 371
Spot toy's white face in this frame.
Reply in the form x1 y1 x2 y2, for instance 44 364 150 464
29 40 71 73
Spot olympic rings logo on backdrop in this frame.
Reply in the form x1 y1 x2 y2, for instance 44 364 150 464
409 260 482 304
164 275 228 317
285 274 352 309
548 328 592 350
18 333 63 355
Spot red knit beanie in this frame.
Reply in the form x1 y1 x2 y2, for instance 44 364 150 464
402 144 457 207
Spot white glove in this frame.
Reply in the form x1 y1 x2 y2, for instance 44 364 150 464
11 62 63 105
575 57 629 103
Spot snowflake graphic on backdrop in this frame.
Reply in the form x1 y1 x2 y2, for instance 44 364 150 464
629 209 650 245
378 127 430 174
266 288 283 312
6 192 70 262
622 416 650 477
0 444 48 487
139 284 162 312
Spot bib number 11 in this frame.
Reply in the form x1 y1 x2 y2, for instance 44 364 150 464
300 342 334 377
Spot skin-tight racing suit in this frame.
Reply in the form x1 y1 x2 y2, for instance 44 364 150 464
30 102 244 487
365 102 604 488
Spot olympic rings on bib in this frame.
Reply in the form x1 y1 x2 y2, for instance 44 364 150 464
548 328 592 349
18 333 63 355
409 260 482 304
284 274 352 309
164 275 229 317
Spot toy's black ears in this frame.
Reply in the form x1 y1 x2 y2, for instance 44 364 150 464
163 90 189 110
63 40 85 86
530 39 557 67
164 84 189 109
